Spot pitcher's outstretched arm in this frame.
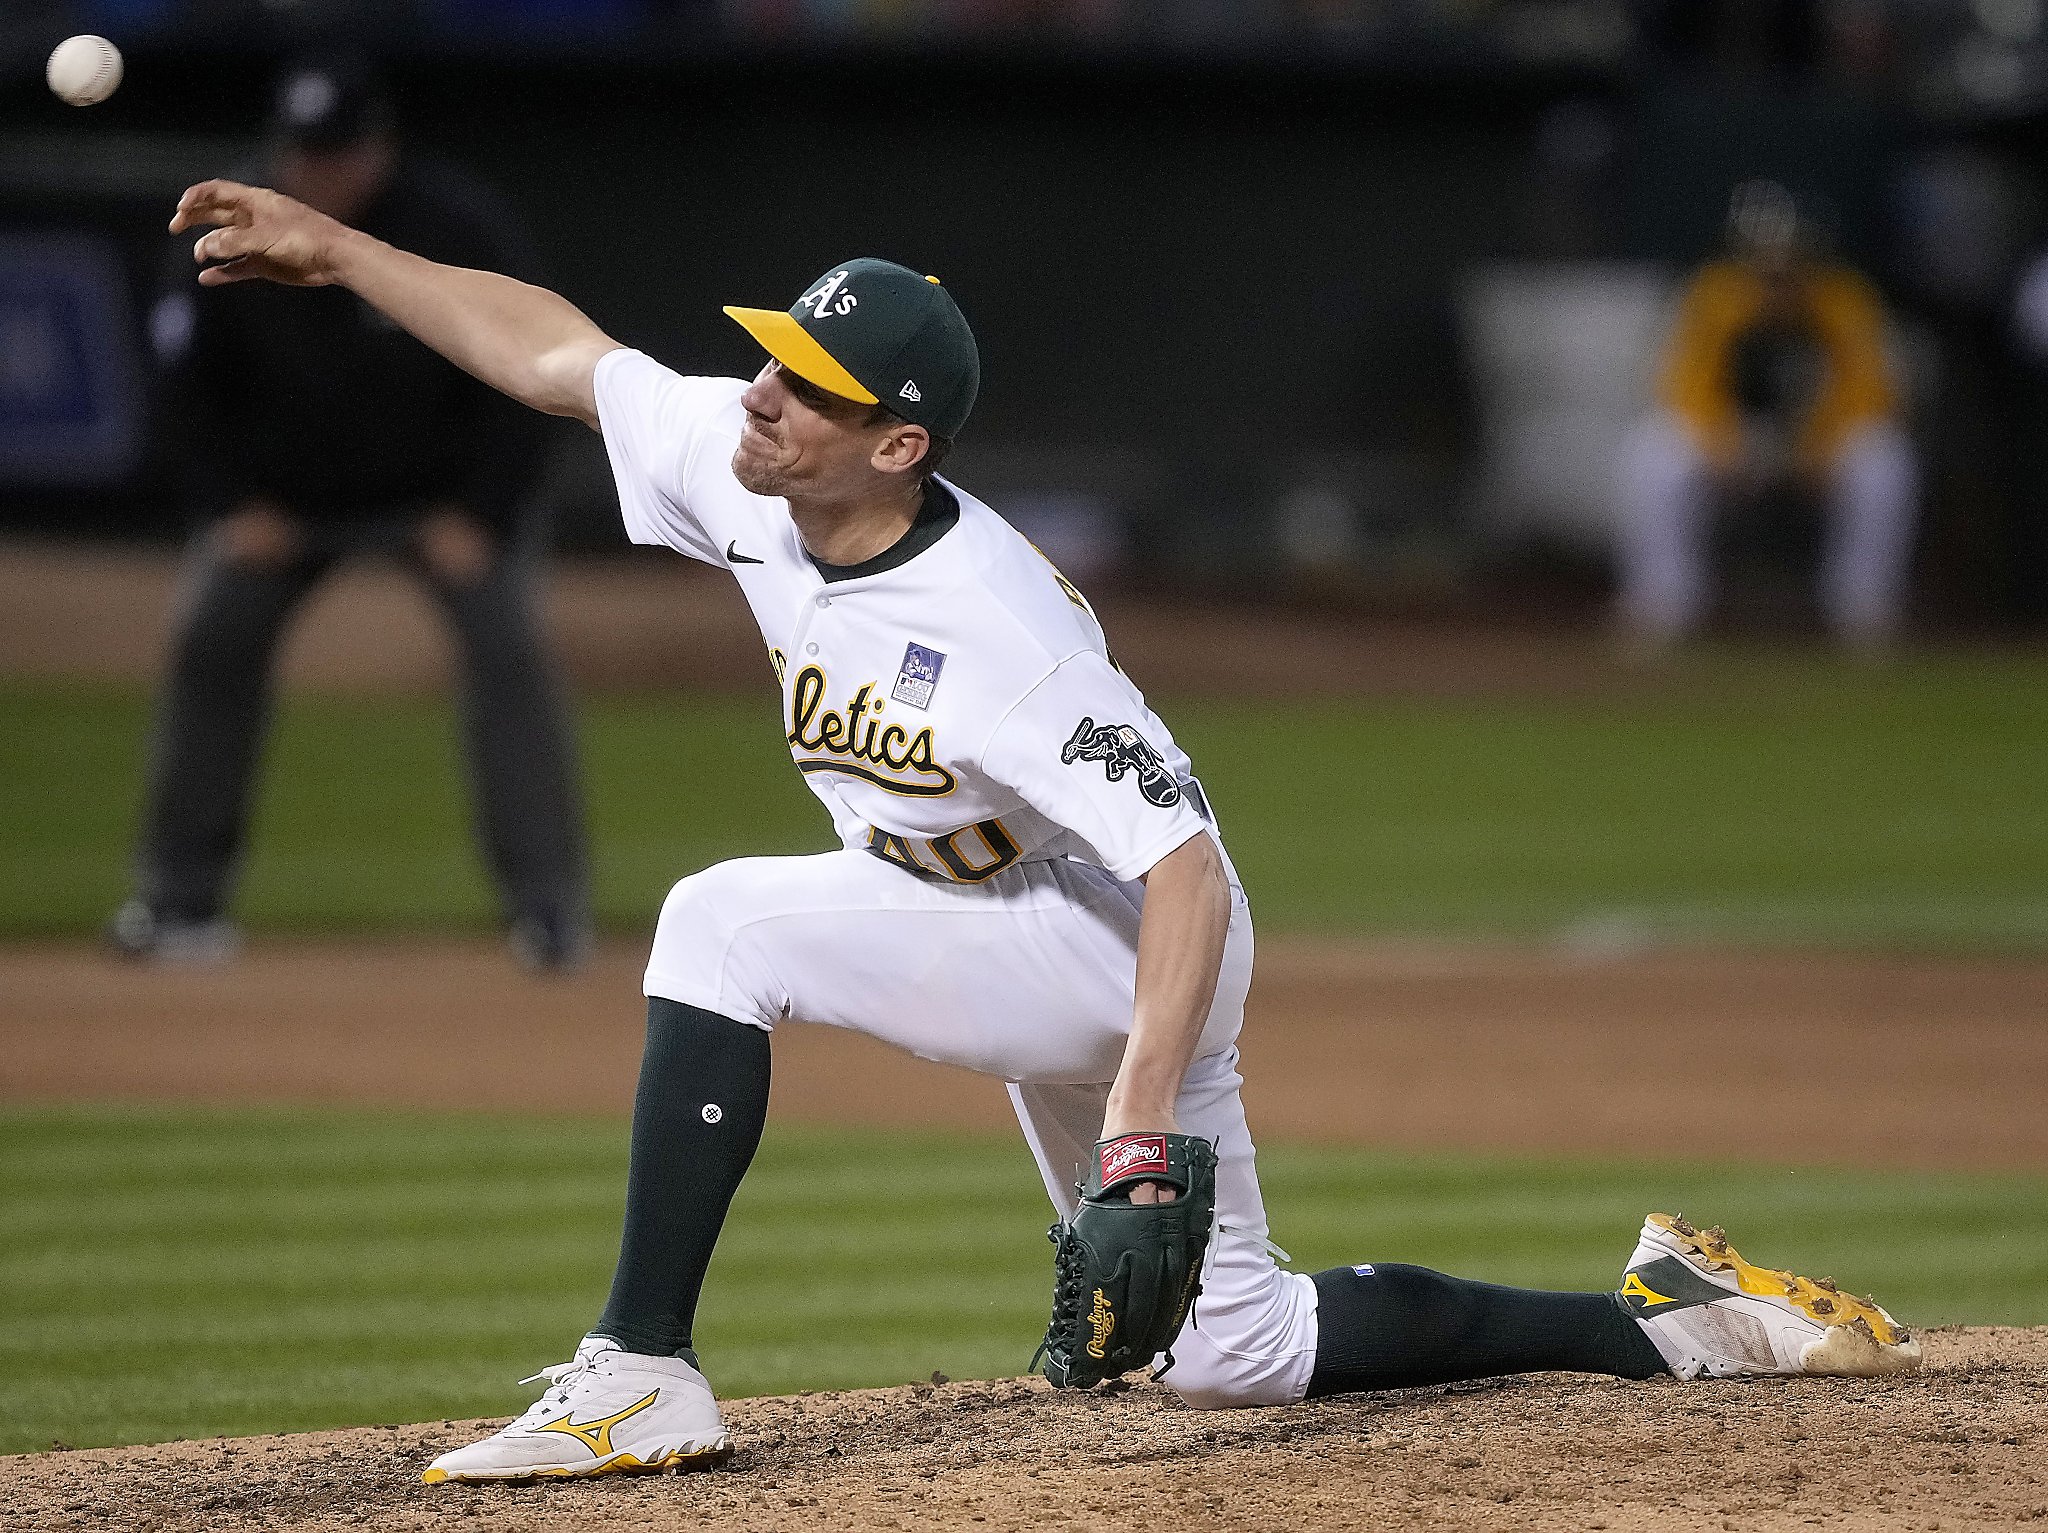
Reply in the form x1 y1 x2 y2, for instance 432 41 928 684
172 178 615 427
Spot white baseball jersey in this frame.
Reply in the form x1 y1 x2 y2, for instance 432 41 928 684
599 346 1319 1411
593 347 1217 885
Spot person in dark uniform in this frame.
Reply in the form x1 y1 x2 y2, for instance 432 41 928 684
112 56 589 969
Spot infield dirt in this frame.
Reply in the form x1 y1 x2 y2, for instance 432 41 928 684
4 1327 2044 1532
6 936 2046 1168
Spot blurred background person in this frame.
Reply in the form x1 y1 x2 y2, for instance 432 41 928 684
1614 179 1918 650
2007 238 2048 621
110 54 590 970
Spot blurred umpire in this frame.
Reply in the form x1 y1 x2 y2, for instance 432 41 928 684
112 56 590 969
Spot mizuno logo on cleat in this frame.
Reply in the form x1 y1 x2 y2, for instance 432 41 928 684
1621 1271 1677 1307
531 1389 661 1459
1619 1256 1726 1314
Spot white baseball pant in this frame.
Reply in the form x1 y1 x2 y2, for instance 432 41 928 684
642 840 1321 1409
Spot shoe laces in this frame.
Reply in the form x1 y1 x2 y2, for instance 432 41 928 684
512 1350 610 1421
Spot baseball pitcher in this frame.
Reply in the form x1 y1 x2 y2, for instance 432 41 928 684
167 177 1923 1484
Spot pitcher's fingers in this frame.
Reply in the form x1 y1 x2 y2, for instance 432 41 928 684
191 225 259 265
175 178 250 216
170 197 230 235
196 257 255 287
170 179 251 234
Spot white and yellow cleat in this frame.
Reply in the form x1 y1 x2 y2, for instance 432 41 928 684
1620 1212 1923 1381
423 1335 731 1483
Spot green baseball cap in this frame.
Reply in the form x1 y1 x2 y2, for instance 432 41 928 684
725 258 980 439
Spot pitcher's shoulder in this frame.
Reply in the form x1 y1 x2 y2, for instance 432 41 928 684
948 490 1105 626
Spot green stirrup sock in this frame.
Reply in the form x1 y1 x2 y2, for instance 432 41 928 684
593 997 771 1360
1307 1263 1669 1396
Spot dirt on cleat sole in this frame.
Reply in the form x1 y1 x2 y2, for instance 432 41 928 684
422 1443 733 1485
1646 1211 1921 1366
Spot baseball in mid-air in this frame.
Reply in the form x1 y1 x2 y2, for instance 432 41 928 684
47 35 124 107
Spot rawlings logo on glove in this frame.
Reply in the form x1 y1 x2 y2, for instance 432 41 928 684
1034 1132 1218 1390
1086 1288 1116 1359
1099 1135 1169 1184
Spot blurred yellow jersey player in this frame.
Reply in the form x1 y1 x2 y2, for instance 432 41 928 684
1616 181 1917 649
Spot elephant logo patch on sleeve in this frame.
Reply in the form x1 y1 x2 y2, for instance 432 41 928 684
1059 718 1183 808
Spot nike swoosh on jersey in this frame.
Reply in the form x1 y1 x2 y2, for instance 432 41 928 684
727 540 764 565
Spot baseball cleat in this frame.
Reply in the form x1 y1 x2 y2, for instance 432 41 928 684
106 900 239 965
422 1335 731 1483
1619 1212 1921 1380
507 905 594 975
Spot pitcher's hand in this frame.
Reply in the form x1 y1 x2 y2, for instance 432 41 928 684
171 180 350 288
1099 1105 1182 1205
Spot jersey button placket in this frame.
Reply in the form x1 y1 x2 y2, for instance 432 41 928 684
788 586 831 667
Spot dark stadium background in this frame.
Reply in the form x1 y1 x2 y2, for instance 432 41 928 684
6 0 2048 621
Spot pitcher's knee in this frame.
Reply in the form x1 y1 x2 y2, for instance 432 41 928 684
644 860 785 1025
1159 1328 1304 1410
1156 1266 1320 1409
654 867 721 937
651 864 749 965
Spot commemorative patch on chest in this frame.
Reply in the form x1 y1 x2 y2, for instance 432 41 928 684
892 643 946 710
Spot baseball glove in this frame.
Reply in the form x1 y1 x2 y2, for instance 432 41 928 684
1034 1132 1219 1389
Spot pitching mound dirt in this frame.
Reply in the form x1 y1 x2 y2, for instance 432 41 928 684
6 1328 2044 1533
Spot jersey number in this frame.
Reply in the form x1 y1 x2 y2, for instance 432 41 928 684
866 818 1021 884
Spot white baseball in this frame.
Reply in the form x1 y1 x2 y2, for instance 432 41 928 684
47 35 124 107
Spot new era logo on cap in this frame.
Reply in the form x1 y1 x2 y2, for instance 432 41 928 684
900 380 921 402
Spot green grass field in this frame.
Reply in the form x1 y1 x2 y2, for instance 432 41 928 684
3 647 2044 946
5 656 2044 1453
5 1105 2045 1455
